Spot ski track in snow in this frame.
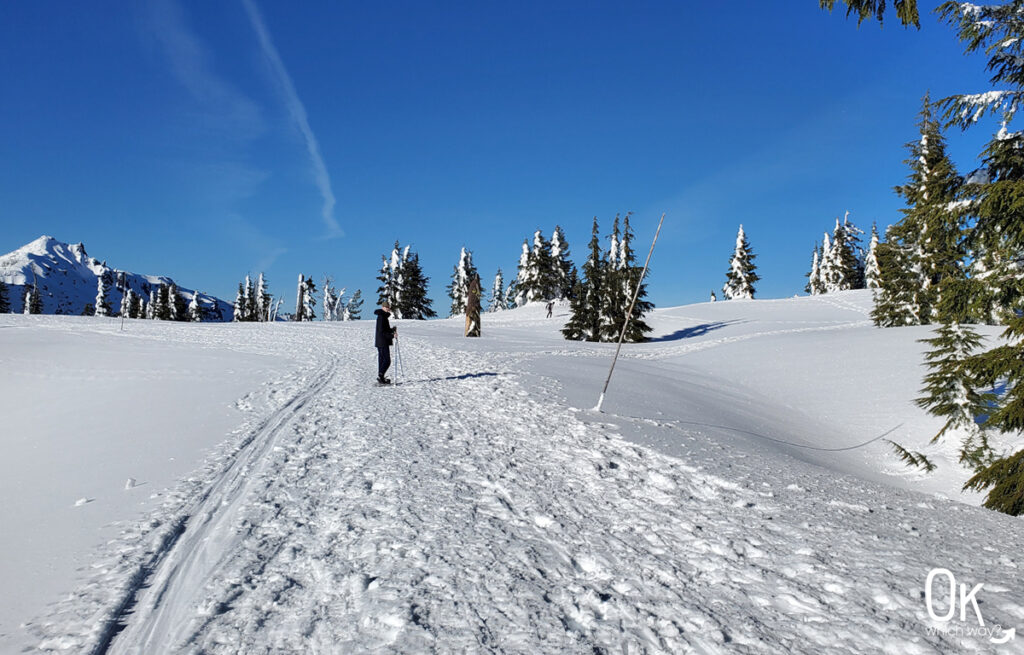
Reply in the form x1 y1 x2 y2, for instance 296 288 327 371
27 323 1024 654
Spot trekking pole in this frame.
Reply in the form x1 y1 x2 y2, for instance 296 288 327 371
394 336 401 386
595 212 665 412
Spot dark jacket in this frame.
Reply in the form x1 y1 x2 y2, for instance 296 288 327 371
374 308 396 347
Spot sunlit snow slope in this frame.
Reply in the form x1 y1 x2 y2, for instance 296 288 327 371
2 291 1022 654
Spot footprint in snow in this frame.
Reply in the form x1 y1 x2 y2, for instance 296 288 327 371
73 498 94 507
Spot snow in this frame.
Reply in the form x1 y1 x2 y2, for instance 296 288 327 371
3 291 1024 653
0 236 231 318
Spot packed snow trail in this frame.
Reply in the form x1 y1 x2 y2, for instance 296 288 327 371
31 323 1024 653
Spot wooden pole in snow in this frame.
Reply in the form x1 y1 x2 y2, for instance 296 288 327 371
594 212 665 412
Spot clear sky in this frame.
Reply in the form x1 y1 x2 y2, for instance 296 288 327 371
0 1 1003 311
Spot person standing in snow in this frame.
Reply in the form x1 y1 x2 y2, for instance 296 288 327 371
374 303 397 384
546 300 554 318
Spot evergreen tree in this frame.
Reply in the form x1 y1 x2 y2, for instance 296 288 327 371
295 274 306 321
397 252 435 319
130 292 143 319
447 247 478 317
611 212 653 342
0 279 9 313
514 240 531 307
805 244 824 295
871 236 921 326
489 269 506 312
148 290 158 319
256 273 271 322
722 224 759 300
188 292 204 322
169 283 186 321
864 223 882 289
81 302 94 316
968 125 1024 325
819 233 838 293
530 230 556 301
563 217 605 341
821 0 919 27
119 285 132 318
599 215 626 339
831 219 861 291
504 280 518 309
22 286 37 315
874 96 964 325
376 241 407 312
297 276 317 321
841 213 867 289
322 276 339 321
31 284 43 314
551 226 573 299
244 275 257 321
155 284 171 320
345 289 364 320
234 282 245 322
939 1 1024 514
915 279 994 470
95 271 112 317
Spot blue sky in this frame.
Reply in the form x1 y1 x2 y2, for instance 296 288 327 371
0 1 1003 311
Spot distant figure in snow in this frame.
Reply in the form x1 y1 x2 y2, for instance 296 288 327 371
465 274 482 337
374 303 397 384
710 291 717 302
546 301 554 318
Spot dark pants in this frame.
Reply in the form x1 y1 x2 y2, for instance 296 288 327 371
377 346 391 379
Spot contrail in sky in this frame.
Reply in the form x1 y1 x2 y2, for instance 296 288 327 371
242 0 343 239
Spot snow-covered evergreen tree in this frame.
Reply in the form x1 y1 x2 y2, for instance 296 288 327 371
296 276 317 321
916 279 993 471
864 223 882 289
243 275 257 321
22 285 40 315
119 285 132 317
130 292 143 319
530 230 556 301
968 125 1024 325
871 235 921 326
168 283 186 321
831 219 861 291
94 271 112 317
155 284 172 320
447 247 478 317
488 269 506 312
599 215 626 337
397 252 435 319
148 289 157 319
514 240 530 307
563 217 606 342
939 2 1024 515
551 226 573 299
234 282 245 322
607 212 653 342
722 224 759 300
876 95 964 323
295 274 305 321
345 289 363 320
0 279 9 313
256 273 271 322
805 245 824 295
322 276 339 321
188 291 204 322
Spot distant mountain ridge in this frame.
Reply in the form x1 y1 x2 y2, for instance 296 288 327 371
0 235 230 319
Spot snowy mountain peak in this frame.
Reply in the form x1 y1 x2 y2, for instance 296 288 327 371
0 236 229 319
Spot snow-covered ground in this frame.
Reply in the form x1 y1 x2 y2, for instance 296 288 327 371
2 291 1023 653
